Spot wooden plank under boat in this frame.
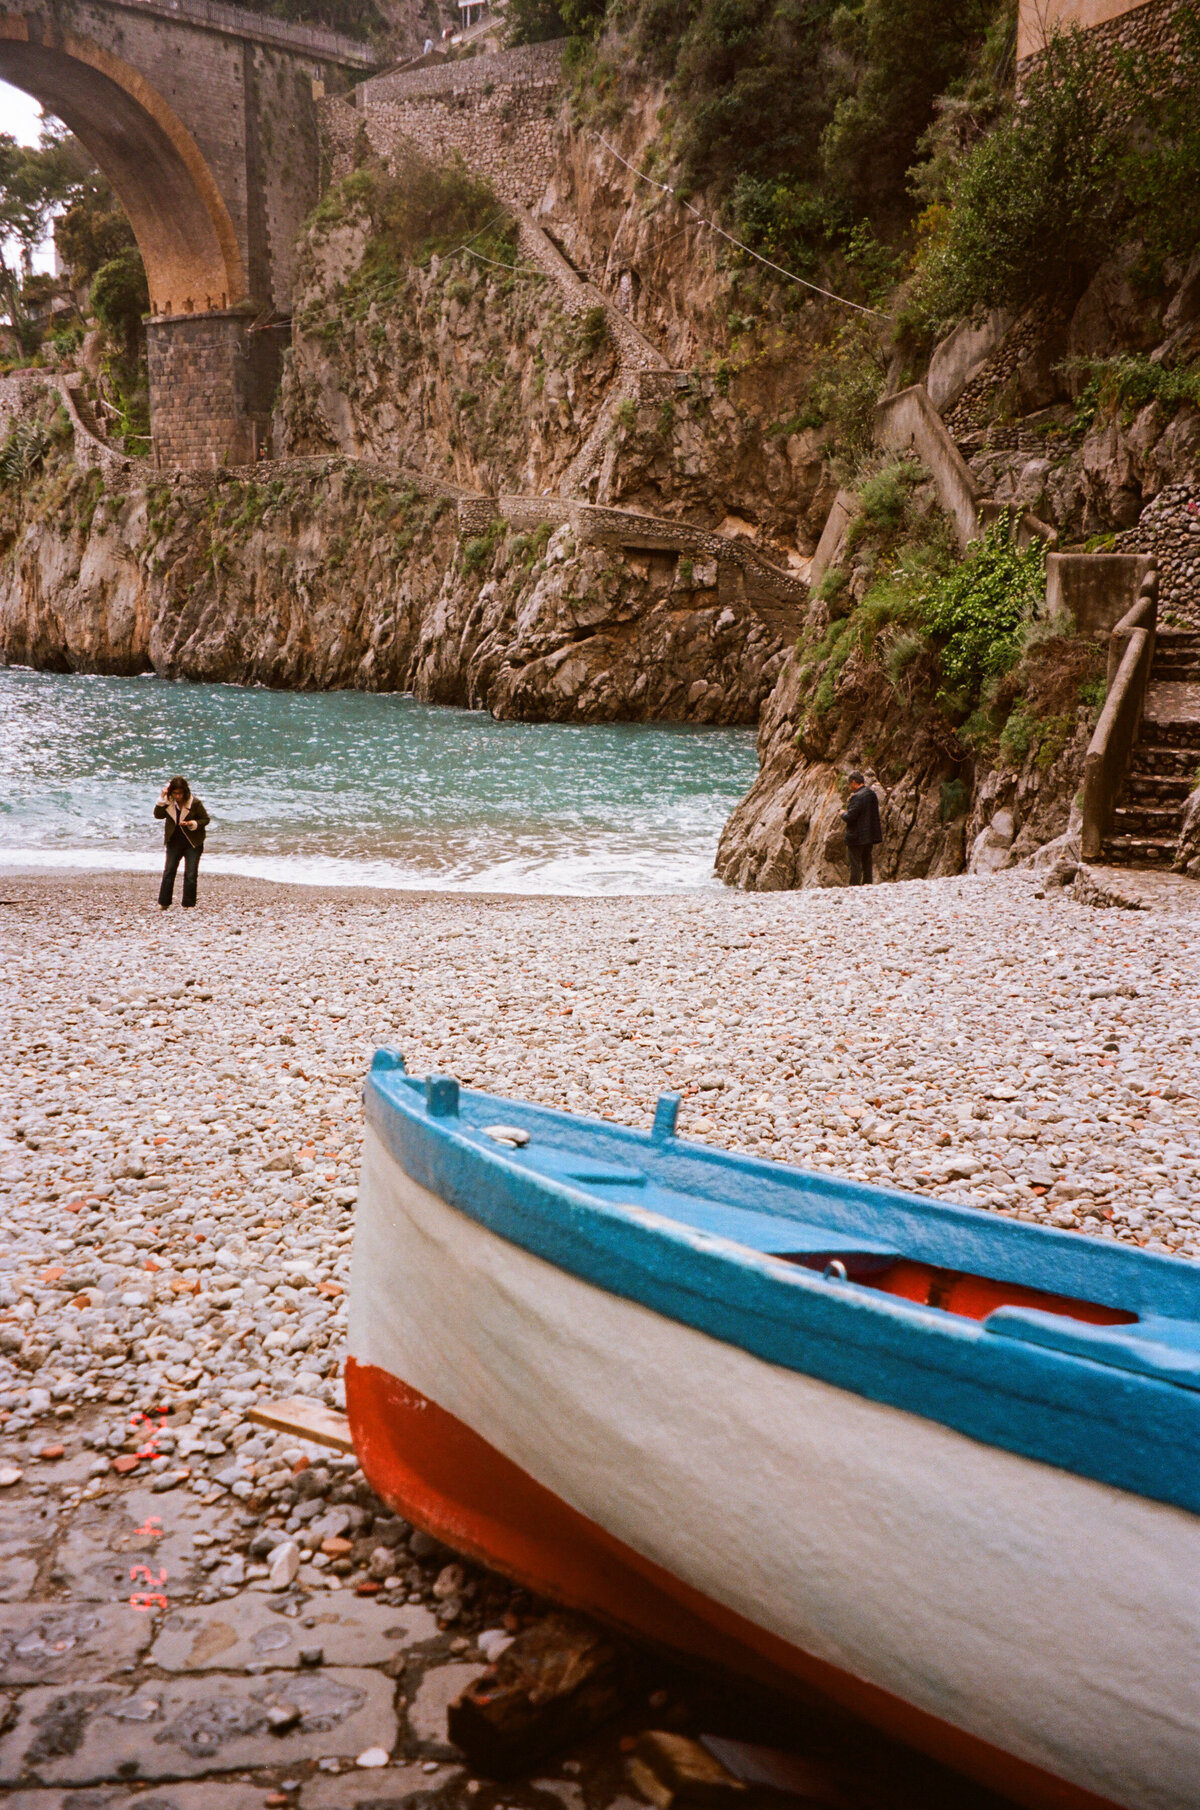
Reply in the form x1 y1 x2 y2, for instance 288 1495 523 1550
346 1051 1200 1810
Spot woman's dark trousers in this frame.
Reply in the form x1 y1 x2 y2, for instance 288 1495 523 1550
159 835 202 908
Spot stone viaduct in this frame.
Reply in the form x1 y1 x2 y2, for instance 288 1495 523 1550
0 0 376 466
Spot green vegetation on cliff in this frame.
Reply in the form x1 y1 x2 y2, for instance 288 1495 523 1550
909 11 1200 336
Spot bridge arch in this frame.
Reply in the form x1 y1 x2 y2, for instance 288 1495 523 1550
0 12 244 314
0 0 375 465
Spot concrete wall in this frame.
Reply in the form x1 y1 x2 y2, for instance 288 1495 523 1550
874 386 981 551
1046 552 1155 639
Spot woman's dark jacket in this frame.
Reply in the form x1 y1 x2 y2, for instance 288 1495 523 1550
843 786 882 847
154 797 210 849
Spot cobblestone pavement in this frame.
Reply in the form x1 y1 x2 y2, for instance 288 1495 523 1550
1 867 1198 1805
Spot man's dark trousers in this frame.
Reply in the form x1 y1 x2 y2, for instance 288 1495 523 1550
159 834 201 908
848 845 874 886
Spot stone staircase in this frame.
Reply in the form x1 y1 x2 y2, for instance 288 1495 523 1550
1101 629 1200 864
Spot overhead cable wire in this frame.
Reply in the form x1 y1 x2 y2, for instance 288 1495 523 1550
463 247 541 274
591 133 885 319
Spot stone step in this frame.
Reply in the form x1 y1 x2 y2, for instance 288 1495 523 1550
1100 834 1178 865
1151 659 1200 681
1111 805 1186 836
1140 720 1200 750
1129 743 1200 777
1155 630 1200 645
1124 773 1194 803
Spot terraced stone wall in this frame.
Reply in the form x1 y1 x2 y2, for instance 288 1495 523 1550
1018 0 1182 75
351 43 565 206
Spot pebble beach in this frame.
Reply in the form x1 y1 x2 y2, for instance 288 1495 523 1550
0 864 1198 1803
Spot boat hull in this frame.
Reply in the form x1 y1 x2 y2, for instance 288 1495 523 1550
347 1124 1200 1810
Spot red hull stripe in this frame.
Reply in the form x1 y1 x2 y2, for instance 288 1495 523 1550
345 1358 1123 1810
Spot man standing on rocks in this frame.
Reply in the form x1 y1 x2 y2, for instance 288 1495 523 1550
155 775 210 909
842 771 882 886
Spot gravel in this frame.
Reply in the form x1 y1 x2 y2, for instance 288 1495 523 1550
0 864 1197 1622
0 860 1193 1798
2 870 1199 1391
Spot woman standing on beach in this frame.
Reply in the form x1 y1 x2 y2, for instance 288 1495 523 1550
154 776 210 910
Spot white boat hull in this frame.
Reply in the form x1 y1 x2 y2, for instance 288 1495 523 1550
348 1124 1200 1810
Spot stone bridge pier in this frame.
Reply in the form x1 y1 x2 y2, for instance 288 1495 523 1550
0 0 376 467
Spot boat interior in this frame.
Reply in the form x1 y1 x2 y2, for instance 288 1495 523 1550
372 1065 1200 1392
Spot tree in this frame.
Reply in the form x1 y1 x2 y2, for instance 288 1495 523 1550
819 0 1002 228
0 125 86 351
90 246 150 361
55 168 140 289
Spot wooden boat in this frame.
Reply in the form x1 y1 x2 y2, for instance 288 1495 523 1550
346 1053 1200 1810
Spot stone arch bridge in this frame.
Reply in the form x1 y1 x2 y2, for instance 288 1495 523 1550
0 0 375 465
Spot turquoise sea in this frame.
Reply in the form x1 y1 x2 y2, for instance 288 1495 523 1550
0 670 759 893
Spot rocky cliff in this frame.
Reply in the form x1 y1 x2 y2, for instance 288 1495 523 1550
0 449 779 720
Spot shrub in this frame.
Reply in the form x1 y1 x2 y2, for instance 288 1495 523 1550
0 419 50 485
858 464 910 531
815 564 847 604
820 0 998 224
574 305 609 358
911 12 1200 329
999 705 1035 761
460 517 508 574
730 175 838 277
325 158 516 284
1073 354 1200 427
507 0 571 42
806 318 888 471
884 627 927 687
919 520 1046 703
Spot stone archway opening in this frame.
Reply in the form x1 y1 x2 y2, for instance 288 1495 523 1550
0 21 244 318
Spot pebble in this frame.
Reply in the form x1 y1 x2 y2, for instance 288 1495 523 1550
0 866 1196 1790
0 870 1197 1428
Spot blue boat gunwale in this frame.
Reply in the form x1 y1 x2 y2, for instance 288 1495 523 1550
360 1056 1200 1517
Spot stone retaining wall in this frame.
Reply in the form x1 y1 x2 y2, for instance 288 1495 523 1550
1018 0 1183 77
352 43 565 208
1115 484 1200 629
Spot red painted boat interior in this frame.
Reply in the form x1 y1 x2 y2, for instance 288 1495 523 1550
345 1356 1123 1810
789 1255 1137 1326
